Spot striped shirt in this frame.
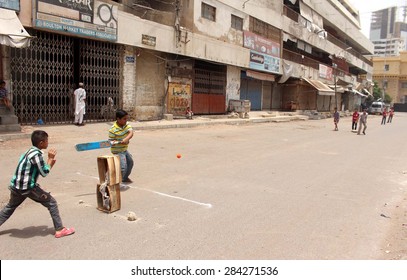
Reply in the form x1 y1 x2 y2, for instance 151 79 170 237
108 121 133 154
10 147 51 190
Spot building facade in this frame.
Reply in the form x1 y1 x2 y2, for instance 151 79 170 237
0 0 374 124
372 51 407 104
370 6 407 57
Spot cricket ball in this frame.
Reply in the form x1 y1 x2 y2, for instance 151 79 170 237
176 154 181 158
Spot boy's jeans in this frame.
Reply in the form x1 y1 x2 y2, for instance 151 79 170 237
116 151 134 181
0 185 63 231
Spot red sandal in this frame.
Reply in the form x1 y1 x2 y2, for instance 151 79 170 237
55 227 75 238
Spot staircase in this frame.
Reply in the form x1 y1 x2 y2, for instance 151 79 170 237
0 103 21 133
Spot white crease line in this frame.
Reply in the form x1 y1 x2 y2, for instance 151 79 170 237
76 172 99 180
125 185 212 208
76 172 212 208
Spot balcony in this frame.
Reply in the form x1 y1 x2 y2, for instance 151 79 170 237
283 5 373 67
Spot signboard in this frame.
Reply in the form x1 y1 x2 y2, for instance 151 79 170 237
244 31 281 74
34 0 117 41
319 64 333 80
142 34 156 47
125 56 135 63
249 50 280 74
167 83 191 115
0 0 20 11
244 31 280 57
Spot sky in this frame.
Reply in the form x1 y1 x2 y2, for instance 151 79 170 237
348 0 407 38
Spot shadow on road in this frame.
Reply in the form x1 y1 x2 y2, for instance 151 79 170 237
0 225 54 238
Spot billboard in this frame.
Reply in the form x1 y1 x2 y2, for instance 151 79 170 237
244 31 280 57
0 0 20 11
34 0 117 41
249 50 280 74
244 31 281 74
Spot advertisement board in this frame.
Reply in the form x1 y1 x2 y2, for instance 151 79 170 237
249 50 280 74
34 0 117 41
244 31 281 74
0 0 20 11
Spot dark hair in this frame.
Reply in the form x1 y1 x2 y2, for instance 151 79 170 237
31 130 48 147
0 80 5 85
116 109 128 119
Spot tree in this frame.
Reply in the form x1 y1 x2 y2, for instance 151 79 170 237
372 81 382 100
372 81 392 104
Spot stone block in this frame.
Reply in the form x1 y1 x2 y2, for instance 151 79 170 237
163 114 173 120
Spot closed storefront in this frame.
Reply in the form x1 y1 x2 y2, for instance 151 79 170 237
192 60 226 114
10 30 121 124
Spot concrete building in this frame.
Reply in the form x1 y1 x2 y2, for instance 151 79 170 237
370 6 407 57
0 0 374 124
371 51 407 104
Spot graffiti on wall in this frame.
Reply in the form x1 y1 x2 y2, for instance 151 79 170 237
167 83 191 115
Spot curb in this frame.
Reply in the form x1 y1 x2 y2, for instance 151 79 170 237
0 115 310 140
133 115 308 130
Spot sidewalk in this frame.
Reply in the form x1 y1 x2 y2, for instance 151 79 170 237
0 110 313 141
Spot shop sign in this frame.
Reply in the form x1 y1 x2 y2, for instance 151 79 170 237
0 0 20 11
142 34 156 47
249 50 280 74
34 0 117 41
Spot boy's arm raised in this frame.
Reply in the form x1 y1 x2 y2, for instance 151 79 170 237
47 148 57 168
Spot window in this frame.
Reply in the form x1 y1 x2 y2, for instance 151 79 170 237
384 64 389 71
401 82 407 89
202 2 216 21
231 15 243 30
249 16 280 42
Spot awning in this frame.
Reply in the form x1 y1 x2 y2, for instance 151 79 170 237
328 85 345 93
0 8 31 48
303 78 335 96
246 70 275 82
351 89 365 97
362 88 372 96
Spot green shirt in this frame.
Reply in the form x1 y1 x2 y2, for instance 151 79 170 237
11 147 51 190
108 121 133 154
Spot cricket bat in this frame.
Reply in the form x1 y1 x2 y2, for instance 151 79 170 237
75 140 120 152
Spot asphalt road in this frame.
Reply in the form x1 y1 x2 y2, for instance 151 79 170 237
0 113 406 260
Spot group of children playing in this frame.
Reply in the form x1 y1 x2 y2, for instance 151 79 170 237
334 106 394 134
0 109 136 239
379 107 395 125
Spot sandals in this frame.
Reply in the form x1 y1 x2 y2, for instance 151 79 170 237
55 227 75 238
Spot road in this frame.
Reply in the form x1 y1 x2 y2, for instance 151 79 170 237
0 113 406 260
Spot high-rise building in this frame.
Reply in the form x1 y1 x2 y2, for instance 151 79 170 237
370 6 407 56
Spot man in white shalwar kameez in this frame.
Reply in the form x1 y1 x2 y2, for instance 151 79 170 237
74 82 86 125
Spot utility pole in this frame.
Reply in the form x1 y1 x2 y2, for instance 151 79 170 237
331 47 351 111
333 63 338 109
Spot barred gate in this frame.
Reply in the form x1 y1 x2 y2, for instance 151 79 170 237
10 30 121 125
192 61 226 114
79 39 121 122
